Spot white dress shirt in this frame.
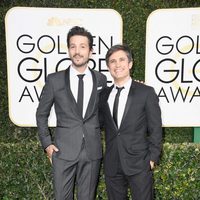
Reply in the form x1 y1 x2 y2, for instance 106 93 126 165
70 66 93 118
108 78 132 127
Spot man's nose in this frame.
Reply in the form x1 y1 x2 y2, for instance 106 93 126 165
75 47 80 54
116 61 121 67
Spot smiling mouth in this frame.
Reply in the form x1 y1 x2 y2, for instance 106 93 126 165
115 69 123 73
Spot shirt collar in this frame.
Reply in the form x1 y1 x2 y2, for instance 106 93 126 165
70 65 90 77
114 77 132 91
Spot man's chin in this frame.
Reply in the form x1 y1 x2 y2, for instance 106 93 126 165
72 61 88 68
114 74 123 79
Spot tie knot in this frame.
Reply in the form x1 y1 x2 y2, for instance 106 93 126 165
77 74 85 80
116 86 124 93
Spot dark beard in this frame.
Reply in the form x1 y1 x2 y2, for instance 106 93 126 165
72 61 88 68
71 58 88 68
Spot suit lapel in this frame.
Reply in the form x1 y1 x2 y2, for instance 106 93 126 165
64 67 81 118
84 69 97 120
104 85 118 129
105 85 114 102
120 80 135 129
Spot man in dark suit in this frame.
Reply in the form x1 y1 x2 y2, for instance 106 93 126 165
99 44 162 200
36 26 107 200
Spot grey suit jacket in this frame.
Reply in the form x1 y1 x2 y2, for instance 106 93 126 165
36 67 107 161
100 80 162 176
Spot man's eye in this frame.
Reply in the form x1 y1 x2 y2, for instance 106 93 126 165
110 60 115 64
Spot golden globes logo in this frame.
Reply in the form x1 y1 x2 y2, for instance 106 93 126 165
16 33 114 103
155 35 200 103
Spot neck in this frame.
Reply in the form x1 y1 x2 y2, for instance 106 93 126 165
72 64 87 74
114 76 131 87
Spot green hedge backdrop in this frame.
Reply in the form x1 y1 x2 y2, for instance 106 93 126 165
0 0 200 199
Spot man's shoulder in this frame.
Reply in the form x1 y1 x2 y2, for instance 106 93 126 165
91 69 107 85
47 70 66 79
133 80 154 90
132 80 157 97
91 69 106 78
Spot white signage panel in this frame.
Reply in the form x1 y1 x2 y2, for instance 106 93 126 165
146 8 200 127
5 7 122 126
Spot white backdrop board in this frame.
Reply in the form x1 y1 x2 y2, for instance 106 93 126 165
146 8 200 127
5 7 122 127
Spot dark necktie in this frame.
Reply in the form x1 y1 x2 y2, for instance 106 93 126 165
113 86 124 128
77 74 85 117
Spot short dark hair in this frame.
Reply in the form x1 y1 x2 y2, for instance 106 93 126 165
67 26 93 50
105 44 133 65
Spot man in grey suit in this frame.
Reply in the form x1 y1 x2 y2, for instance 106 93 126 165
99 44 162 200
36 26 107 200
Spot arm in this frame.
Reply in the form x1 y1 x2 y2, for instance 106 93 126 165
145 87 163 165
36 75 55 151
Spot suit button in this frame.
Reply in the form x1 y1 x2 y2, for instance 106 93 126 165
118 132 120 136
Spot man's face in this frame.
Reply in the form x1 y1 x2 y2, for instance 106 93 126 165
68 35 92 68
108 50 132 82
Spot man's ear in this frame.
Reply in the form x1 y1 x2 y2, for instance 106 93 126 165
89 48 93 57
129 61 133 69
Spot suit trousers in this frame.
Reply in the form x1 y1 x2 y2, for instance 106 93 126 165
105 152 153 200
52 140 101 200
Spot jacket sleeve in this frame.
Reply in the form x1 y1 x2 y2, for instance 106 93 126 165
36 75 54 150
146 87 163 164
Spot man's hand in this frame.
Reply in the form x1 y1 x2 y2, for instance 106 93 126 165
150 160 155 170
134 79 145 84
45 144 59 164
